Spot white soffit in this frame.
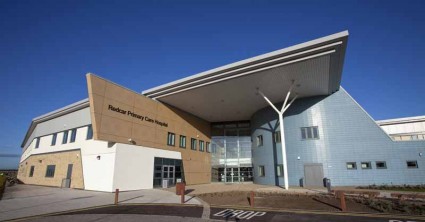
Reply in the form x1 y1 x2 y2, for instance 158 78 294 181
143 31 349 122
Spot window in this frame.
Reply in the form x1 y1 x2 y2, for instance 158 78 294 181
179 135 186 148
276 164 283 177
62 131 68 144
29 166 35 177
274 132 281 143
256 135 263 147
301 126 319 140
346 162 357 170
51 133 57 146
191 138 197 150
407 161 418 168
35 138 40 148
45 165 56 178
167 132 175 146
376 161 387 169
199 140 205 152
206 142 211 153
70 129 77 143
361 162 372 169
86 125 93 140
258 166 265 177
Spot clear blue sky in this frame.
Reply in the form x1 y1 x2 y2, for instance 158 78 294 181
1 0 424 169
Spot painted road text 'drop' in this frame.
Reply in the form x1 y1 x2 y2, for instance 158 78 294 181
213 209 266 220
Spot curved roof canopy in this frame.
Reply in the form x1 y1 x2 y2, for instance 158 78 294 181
143 31 348 122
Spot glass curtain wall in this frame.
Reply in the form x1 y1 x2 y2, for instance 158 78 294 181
211 121 253 183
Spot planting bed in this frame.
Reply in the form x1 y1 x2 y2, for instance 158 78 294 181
196 191 425 215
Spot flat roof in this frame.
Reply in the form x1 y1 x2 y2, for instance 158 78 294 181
143 31 349 122
377 115 425 125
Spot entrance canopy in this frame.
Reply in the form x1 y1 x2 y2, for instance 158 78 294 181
143 31 348 122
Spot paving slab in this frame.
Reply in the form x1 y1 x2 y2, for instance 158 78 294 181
0 184 200 221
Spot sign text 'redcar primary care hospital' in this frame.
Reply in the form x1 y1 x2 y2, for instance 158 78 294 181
108 104 168 127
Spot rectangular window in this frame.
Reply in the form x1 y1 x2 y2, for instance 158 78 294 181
376 161 387 169
70 129 77 143
86 125 93 140
256 135 263 147
35 138 40 148
258 166 265 177
29 166 35 177
62 131 68 144
276 164 283 177
167 132 175 146
301 126 319 140
51 133 57 146
274 132 281 143
206 142 211 153
199 140 205 152
179 135 186 148
407 161 418 168
346 162 357 170
361 162 372 169
191 138 197 150
45 165 56 178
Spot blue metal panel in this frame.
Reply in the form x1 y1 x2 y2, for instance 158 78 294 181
251 89 425 186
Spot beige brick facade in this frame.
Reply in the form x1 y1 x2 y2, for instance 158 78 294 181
17 149 84 189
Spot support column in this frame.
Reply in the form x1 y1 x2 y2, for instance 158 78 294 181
279 115 289 190
258 81 298 190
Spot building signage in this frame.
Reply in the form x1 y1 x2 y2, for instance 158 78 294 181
108 104 168 127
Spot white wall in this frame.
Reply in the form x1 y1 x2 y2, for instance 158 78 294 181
81 141 116 192
113 144 181 191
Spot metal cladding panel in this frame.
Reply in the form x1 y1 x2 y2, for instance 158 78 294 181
22 107 92 150
157 55 331 122
250 89 425 186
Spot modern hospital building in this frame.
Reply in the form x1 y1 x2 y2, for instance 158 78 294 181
18 31 425 192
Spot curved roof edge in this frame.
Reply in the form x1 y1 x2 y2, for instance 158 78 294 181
143 30 349 97
20 98 89 148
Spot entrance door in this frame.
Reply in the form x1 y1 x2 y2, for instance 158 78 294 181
66 164 73 179
304 163 324 187
162 165 175 186
224 168 240 183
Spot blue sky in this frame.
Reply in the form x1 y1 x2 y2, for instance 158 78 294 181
1 0 424 169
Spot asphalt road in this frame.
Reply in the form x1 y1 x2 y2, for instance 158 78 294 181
8 204 425 222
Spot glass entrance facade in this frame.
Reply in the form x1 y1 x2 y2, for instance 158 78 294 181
153 157 183 187
211 121 253 183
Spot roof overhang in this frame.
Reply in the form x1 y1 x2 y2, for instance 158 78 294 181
143 31 348 122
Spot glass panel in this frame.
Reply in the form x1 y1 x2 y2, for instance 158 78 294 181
225 129 238 136
154 157 162 164
312 127 319 138
301 128 306 139
307 128 313 139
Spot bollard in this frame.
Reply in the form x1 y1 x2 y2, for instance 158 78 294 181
338 191 347 211
181 187 185 204
114 189 119 205
250 191 255 208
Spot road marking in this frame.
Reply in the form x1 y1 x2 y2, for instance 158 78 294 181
210 204 425 221
213 209 266 220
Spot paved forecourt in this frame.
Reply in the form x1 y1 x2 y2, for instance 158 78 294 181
0 184 200 221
